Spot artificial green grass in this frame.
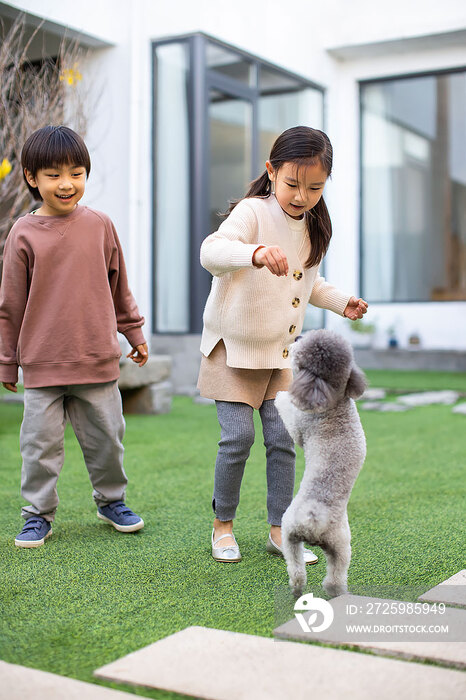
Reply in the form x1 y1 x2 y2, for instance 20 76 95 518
0 373 465 696
364 368 466 393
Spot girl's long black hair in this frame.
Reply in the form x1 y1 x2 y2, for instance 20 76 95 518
228 126 333 268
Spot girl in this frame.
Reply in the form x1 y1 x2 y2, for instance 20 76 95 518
198 126 368 563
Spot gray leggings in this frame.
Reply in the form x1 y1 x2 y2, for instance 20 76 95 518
213 399 295 526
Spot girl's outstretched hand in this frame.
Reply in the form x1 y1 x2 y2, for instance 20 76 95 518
344 297 368 320
127 343 149 366
252 245 289 277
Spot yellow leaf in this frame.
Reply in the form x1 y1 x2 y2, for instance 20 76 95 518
0 158 12 181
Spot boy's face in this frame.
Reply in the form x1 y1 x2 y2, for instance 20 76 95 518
24 163 86 216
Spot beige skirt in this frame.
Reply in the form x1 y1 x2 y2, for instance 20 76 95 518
197 340 292 409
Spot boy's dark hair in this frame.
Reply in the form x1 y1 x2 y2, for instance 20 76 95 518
21 125 91 200
229 126 333 268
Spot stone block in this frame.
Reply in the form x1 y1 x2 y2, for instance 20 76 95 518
118 356 171 391
121 381 172 415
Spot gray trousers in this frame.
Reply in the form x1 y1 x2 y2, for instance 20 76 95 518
20 381 127 521
213 400 295 526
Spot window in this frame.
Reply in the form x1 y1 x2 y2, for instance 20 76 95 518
360 69 466 302
152 34 324 332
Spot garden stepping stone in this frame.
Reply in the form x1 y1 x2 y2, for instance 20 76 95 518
360 388 387 400
274 594 466 671
360 401 409 412
419 570 466 608
0 660 136 699
94 625 466 699
0 392 24 404
452 403 466 415
397 390 459 406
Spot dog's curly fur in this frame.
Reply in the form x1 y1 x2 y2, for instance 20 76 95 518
275 329 367 598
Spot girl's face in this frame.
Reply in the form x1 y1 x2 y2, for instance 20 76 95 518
266 160 328 220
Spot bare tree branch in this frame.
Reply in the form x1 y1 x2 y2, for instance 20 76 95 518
0 14 94 276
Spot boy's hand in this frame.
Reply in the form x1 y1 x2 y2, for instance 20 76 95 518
344 297 368 320
2 382 17 393
253 246 289 277
127 343 148 367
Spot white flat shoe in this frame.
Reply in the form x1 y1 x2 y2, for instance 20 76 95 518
266 533 318 565
211 529 242 562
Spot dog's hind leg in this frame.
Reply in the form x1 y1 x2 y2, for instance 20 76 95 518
321 517 351 597
281 528 307 598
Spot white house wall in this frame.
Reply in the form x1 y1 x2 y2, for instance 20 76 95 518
3 0 466 349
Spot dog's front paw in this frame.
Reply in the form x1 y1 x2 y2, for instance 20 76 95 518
323 577 347 598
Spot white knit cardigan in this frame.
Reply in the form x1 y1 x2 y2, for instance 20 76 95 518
200 194 350 369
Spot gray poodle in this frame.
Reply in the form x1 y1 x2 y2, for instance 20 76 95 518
275 329 367 598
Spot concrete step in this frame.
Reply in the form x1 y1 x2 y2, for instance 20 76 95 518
0 660 136 699
94 625 466 700
275 593 466 670
419 570 466 608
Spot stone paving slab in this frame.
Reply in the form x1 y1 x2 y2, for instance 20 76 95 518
419 570 466 608
360 388 387 400
360 401 409 412
397 390 459 406
452 403 466 415
0 660 136 700
274 594 466 670
94 625 466 700
0 392 24 403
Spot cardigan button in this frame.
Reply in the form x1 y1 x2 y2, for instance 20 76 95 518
293 270 303 281
282 348 289 358
289 324 296 334
292 297 300 308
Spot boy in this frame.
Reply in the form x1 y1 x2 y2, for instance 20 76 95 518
0 125 148 547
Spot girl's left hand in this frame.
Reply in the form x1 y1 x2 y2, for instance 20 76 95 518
343 297 368 320
127 343 149 366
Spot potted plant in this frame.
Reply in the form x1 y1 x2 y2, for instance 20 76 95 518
347 318 376 349
387 324 399 348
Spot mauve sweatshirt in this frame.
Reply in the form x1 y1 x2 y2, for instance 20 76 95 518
0 205 145 388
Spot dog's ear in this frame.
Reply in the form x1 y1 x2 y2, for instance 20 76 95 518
291 369 336 410
345 365 367 399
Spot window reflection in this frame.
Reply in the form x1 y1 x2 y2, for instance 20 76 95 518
154 42 190 332
258 89 323 167
206 43 252 85
209 92 252 233
361 71 466 302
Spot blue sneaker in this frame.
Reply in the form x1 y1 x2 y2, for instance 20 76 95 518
15 516 52 548
97 501 144 532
